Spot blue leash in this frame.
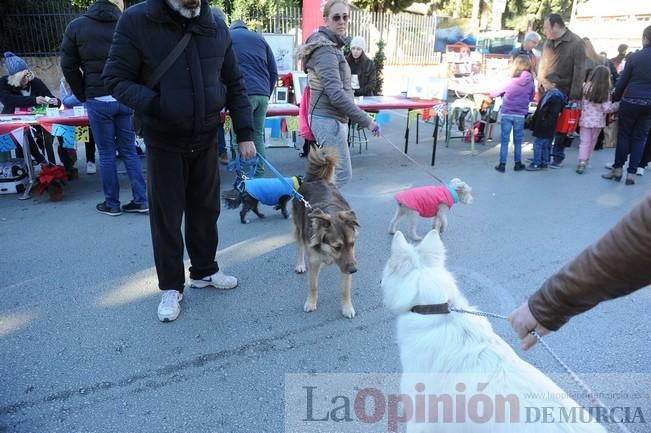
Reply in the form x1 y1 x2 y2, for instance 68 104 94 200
227 154 311 208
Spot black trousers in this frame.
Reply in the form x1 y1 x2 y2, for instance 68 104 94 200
146 140 220 292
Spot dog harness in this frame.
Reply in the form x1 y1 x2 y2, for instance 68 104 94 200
243 177 300 206
394 185 459 218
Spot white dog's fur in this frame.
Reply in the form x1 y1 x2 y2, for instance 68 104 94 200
388 178 473 240
381 230 606 433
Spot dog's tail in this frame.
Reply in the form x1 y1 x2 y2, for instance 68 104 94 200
222 188 242 209
306 147 339 182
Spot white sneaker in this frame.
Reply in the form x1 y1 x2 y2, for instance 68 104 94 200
190 270 238 289
158 290 183 322
86 161 97 174
637 167 645 176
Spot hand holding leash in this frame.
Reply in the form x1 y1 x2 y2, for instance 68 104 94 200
508 302 551 350
369 121 381 137
238 140 256 160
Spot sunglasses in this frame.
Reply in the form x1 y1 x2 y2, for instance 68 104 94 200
330 14 349 22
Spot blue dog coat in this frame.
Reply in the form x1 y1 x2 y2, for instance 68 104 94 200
243 177 300 206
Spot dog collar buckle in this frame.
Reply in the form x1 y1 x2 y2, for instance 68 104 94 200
410 302 450 315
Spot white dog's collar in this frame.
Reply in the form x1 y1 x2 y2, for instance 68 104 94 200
411 302 450 315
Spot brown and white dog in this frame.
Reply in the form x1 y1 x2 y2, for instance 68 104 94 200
292 147 360 318
388 178 473 240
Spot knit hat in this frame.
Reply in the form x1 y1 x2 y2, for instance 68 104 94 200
4 52 29 76
350 36 366 52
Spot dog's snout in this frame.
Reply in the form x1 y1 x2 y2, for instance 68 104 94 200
346 265 358 274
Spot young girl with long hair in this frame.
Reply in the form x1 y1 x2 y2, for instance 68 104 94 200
576 65 619 174
491 55 535 172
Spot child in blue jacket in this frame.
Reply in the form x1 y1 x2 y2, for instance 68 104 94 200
527 73 567 171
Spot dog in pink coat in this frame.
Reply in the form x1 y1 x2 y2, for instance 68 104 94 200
388 178 473 240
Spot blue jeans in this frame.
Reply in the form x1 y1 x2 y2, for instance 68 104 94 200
551 133 570 164
86 99 147 209
499 114 524 164
533 137 552 166
614 100 651 174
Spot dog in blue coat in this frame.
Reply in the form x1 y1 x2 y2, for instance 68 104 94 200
223 176 303 224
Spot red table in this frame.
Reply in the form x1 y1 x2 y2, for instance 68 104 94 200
37 109 89 133
266 103 299 117
356 96 445 166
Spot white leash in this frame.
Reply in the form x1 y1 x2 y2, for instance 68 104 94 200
449 307 633 433
377 130 447 186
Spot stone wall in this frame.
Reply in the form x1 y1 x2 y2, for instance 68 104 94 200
1 56 64 98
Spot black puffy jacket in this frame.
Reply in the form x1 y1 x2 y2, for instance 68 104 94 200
0 76 55 114
60 0 120 102
102 0 253 151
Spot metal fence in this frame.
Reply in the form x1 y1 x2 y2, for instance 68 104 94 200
1 2 437 65
349 10 438 65
0 0 139 57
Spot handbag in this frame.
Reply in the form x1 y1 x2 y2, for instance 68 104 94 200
131 32 192 135
555 104 581 134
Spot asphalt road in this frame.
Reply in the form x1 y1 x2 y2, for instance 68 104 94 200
1 113 649 433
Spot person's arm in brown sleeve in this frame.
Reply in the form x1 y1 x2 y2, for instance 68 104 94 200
569 39 586 101
510 195 651 349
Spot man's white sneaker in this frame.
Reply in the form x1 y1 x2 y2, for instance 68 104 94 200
158 290 183 322
190 270 238 289
637 167 645 176
86 161 97 174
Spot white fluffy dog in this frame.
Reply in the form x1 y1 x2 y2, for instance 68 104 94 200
381 230 606 433
388 178 473 240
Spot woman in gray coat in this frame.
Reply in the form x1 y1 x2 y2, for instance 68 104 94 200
299 0 379 186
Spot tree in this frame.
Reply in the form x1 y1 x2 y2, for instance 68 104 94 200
373 39 385 95
502 0 575 34
352 0 430 13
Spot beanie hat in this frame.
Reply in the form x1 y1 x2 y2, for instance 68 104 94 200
350 36 366 52
4 52 29 76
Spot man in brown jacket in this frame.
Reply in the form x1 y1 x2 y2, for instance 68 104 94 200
538 14 586 167
538 14 586 102
509 195 651 350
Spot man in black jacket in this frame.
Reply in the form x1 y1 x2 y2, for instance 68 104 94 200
61 0 148 216
103 0 256 322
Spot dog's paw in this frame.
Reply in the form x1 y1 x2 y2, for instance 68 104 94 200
341 303 356 319
294 263 307 273
240 219 249 224
304 301 317 312
410 234 422 241
257 213 265 219
388 227 396 235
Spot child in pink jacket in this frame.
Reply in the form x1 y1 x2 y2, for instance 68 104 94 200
576 65 619 174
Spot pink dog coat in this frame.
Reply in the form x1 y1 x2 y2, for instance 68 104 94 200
395 185 458 218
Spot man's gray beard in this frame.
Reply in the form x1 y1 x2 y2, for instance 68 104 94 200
166 0 201 18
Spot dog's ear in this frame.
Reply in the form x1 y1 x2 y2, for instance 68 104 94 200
391 231 410 255
309 208 332 228
337 210 360 228
416 230 446 265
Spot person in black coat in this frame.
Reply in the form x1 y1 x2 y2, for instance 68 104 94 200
346 36 376 97
61 0 148 215
102 0 256 323
526 72 567 170
0 52 60 164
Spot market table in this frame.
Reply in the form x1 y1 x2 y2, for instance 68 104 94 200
356 96 445 166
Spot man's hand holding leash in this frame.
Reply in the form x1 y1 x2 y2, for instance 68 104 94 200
508 302 551 350
239 141 257 160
